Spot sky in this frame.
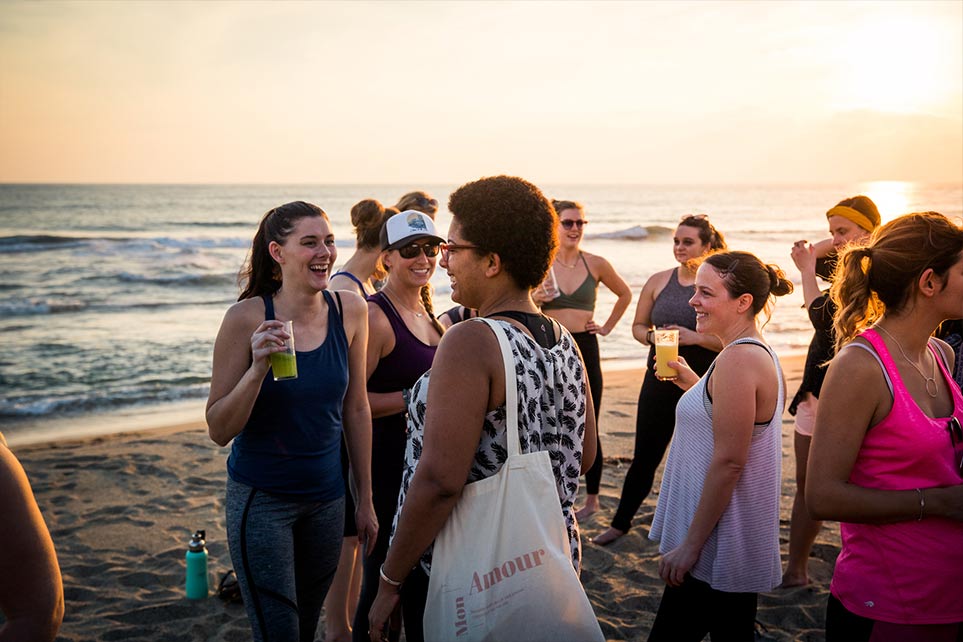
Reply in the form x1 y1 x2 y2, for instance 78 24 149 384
0 0 961 185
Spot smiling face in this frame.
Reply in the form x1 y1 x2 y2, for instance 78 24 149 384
828 215 870 249
440 220 484 307
271 215 336 291
673 224 710 265
383 238 438 289
688 262 742 336
557 208 586 250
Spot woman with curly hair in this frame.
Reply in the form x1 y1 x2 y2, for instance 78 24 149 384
367 176 598 642
808 212 963 642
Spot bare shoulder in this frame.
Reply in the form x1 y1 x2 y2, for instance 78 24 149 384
713 341 776 381
221 297 266 331
436 319 500 367
823 337 889 395
642 267 674 295
336 289 367 321
932 336 956 372
328 273 362 295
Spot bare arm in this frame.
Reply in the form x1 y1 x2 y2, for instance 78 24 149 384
341 293 378 554
658 346 775 586
807 345 963 523
631 270 670 345
0 446 64 642
586 255 632 336
791 241 824 309
206 300 288 446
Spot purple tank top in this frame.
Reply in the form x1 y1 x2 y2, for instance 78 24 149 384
367 292 438 396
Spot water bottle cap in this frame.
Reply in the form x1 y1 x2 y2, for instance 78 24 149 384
189 529 206 551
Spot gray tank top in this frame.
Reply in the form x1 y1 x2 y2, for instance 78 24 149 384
650 268 696 330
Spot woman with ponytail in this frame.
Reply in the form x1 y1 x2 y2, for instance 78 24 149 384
352 210 445 642
329 199 397 297
206 201 378 642
647 251 793 641
808 212 963 642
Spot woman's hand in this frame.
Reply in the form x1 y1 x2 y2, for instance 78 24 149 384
531 285 554 306
368 585 402 642
658 541 701 587
585 319 609 336
663 324 697 347
250 320 288 366
790 241 817 275
355 498 379 556
667 356 699 391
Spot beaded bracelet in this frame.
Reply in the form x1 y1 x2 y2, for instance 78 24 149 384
915 487 925 521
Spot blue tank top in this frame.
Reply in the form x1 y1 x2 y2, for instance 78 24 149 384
227 290 348 502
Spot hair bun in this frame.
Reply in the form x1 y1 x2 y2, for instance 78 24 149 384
767 264 794 297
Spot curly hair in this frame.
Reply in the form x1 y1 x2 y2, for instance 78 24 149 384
831 212 963 350
238 201 328 300
448 176 558 289
679 214 727 251
703 251 794 322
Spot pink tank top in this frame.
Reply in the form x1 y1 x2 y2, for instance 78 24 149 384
831 329 963 624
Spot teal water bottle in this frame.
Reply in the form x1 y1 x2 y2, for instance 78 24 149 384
185 530 209 599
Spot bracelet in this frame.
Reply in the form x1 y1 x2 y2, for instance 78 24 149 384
646 329 654 344
916 488 925 521
380 564 403 588
401 388 411 408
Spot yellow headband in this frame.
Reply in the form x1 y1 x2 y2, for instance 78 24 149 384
826 205 878 232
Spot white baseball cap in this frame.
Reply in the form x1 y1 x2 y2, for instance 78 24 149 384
380 210 444 251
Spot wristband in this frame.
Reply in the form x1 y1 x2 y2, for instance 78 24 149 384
380 564 403 588
401 388 411 408
916 488 925 521
646 329 654 344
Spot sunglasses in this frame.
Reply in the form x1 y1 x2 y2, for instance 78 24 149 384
397 241 441 259
560 219 587 230
439 242 480 262
948 416 963 476
415 196 439 210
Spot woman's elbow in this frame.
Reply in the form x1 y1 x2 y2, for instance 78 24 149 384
804 479 835 520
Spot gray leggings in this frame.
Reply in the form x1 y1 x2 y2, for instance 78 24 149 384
226 477 344 642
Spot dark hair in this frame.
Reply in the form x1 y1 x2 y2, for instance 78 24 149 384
551 199 584 215
679 214 727 251
350 199 396 250
704 251 794 317
238 201 328 300
832 212 963 349
395 191 438 218
448 175 557 289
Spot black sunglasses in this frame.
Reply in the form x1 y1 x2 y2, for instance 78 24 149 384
948 416 963 476
397 241 441 259
560 219 587 230
415 196 439 210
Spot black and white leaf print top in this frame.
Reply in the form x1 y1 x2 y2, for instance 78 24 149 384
392 319 589 575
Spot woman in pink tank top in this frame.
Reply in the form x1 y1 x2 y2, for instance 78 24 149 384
808 212 963 642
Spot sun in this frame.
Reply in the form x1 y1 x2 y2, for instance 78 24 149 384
831 15 958 115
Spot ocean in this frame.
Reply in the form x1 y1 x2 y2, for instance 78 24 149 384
1 182 960 445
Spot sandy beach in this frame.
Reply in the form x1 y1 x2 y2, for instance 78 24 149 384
10 351 838 641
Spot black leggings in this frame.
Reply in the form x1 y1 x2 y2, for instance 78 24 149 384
352 423 407 642
648 575 757 642
826 594 963 642
573 332 604 495
610 368 683 532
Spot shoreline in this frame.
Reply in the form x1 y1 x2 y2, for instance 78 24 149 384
7 351 839 641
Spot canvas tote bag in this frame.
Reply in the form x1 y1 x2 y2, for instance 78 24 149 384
423 318 604 642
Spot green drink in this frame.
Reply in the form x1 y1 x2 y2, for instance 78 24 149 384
270 320 298 381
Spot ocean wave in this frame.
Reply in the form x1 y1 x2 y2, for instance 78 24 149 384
585 225 672 240
0 234 103 253
116 272 236 287
0 382 210 419
0 297 87 316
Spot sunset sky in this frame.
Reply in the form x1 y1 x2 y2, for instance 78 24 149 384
1 0 960 185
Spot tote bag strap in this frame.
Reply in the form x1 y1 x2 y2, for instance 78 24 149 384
474 318 521 458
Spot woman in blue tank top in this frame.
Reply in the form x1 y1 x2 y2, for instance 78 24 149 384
594 214 727 546
206 201 377 642
352 210 445 642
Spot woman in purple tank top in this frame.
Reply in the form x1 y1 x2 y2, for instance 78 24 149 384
352 210 445 642
809 212 963 642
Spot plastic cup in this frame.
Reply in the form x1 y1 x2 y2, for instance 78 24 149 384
540 266 560 299
269 320 298 381
654 329 679 381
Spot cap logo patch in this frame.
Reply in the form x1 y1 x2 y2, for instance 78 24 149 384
406 213 428 232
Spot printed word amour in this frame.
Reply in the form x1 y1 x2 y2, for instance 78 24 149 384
469 548 546 595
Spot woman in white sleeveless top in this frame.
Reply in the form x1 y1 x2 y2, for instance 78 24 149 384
647 251 794 642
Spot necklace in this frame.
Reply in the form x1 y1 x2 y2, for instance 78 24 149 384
555 253 580 269
875 324 938 398
383 290 425 318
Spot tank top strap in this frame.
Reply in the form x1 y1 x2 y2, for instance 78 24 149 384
369 292 409 339
579 252 595 281
262 294 275 321
860 329 913 407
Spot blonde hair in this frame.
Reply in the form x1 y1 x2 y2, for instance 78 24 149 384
831 212 963 351
394 191 438 218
